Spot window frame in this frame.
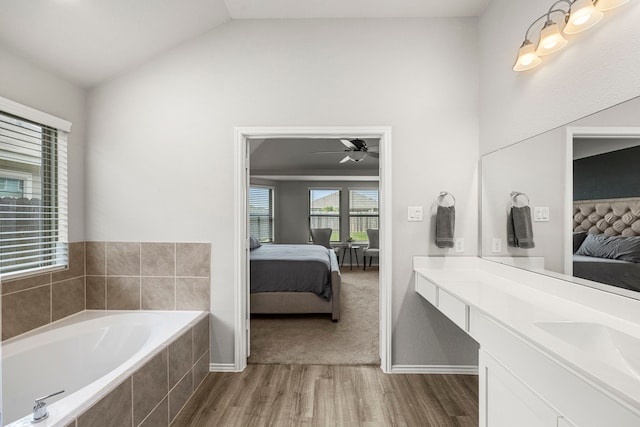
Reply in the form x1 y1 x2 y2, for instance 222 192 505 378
348 187 379 243
308 187 342 243
249 185 275 243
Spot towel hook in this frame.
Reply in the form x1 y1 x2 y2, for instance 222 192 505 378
510 191 530 207
438 191 456 207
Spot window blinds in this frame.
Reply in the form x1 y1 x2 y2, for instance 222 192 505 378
249 186 274 243
0 110 68 278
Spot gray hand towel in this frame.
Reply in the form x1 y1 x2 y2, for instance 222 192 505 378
436 205 455 248
510 206 535 249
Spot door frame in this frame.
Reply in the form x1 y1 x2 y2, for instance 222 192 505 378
233 126 393 372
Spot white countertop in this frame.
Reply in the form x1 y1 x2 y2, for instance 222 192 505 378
413 256 640 412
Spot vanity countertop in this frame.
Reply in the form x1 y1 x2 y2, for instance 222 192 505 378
414 256 640 413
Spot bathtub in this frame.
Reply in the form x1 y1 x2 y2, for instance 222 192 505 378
2 310 208 426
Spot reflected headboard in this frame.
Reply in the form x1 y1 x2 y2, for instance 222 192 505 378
573 197 640 236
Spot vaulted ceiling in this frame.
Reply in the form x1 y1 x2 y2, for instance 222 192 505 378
0 0 490 87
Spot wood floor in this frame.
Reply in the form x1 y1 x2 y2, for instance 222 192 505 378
172 365 479 427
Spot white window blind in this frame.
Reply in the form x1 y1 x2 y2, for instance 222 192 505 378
0 109 69 279
349 189 379 241
249 186 274 242
309 189 341 242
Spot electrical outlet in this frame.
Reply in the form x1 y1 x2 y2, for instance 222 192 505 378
408 206 423 222
455 238 464 253
492 238 502 253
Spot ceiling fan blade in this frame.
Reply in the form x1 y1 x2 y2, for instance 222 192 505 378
340 139 356 149
339 155 352 163
313 151 348 155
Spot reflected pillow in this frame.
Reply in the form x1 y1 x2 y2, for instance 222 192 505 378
575 233 640 263
249 236 262 250
572 231 588 253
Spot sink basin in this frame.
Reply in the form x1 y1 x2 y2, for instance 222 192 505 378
534 321 640 379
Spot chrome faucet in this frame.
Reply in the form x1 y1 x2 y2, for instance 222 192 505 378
32 390 65 423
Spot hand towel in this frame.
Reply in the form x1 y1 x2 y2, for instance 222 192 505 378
510 206 535 249
436 205 455 248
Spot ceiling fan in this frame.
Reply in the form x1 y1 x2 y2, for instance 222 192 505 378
314 139 380 163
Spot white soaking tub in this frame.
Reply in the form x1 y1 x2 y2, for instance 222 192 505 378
2 310 206 426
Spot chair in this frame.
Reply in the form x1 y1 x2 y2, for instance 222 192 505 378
363 229 379 270
310 228 340 261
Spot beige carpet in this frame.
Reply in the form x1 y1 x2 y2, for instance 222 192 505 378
248 269 380 365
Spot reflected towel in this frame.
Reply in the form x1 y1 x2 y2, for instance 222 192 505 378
436 206 455 248
509 206 535 249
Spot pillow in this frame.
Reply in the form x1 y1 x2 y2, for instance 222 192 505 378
249 236 261 250
572 231 588 253
575 233 640 263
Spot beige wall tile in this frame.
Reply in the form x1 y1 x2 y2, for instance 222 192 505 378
52 277 85 321
193 315 210 362
85 276 106 310
2 272 50 295
141 243 175 277
169 369 193 422
139 397 168 427
53 242 85 282
106 277 141 310
169 331 193 389
176 243 210 277
133 349 168 426
85 242 106 275
141 277 175 310
77 378 132 427
106 242 140 276
193 350 210 391
2 285 50 340
176 278 210 311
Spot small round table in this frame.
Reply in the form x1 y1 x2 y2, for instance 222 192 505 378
340 245 360 270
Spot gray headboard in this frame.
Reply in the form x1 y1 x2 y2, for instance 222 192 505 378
573 197 640 236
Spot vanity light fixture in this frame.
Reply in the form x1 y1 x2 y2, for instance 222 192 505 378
513 0 627 72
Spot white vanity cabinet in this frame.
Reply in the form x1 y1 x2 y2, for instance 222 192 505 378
414 260 640 427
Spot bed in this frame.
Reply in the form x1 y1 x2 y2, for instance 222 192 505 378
572 197 640 292
249 242 341 321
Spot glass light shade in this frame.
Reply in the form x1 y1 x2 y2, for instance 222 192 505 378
595 0 629 11
348 151 367 162
536 21 568 56
513 41 542 72
564 0 603 34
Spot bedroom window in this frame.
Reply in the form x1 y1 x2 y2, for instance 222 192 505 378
349 189 379 241
309 189 341 242
249 186 274 242
0 106 69 279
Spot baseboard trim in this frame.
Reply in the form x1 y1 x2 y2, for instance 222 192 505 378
390 365 478 375
209 363 239 372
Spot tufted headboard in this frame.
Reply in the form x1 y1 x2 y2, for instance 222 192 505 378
573 197 640 237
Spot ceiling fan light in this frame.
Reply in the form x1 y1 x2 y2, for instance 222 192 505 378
348 151 367 162
513 40 542 72
564 0 603 34
595 0 629 11
536 20 568 56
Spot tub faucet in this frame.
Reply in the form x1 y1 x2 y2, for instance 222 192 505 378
32 390 65 423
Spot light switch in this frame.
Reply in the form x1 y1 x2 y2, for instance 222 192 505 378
455 238 464 253
533 206 550 222
408 206 423 222
492 238 502 253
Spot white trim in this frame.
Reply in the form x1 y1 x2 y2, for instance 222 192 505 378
234 126 393 373
0 96 72 132
209 363 239 372
390 365 479 375
252 175 379 182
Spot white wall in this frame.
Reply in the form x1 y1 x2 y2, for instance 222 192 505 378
0 47 85 242
86 18 480 366
479 0 640 154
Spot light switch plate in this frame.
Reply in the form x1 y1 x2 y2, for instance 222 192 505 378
408 206 423 222
492 238 502 253
455 238 464 253
533 206 550 222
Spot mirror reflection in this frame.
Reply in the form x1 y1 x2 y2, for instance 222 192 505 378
481 95 640 299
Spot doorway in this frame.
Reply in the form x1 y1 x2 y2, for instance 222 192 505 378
233 127 392 372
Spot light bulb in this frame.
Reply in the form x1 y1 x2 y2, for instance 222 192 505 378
564 0 603 34
513 40 542 72
536 20 568 56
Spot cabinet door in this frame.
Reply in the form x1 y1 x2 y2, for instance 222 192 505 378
480 350 560 427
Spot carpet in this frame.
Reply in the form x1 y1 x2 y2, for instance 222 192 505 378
248 269 380 365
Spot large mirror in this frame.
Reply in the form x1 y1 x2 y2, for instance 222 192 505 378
481 95 640 300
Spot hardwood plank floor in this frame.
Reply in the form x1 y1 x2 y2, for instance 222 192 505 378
172 365 479 427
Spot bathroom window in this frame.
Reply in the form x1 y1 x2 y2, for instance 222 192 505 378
309 188 341 242
249 186 274 243
349 189 379 242
0 100 70 279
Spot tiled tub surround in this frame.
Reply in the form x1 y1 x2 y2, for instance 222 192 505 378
4 310 210 427
1 241 211 340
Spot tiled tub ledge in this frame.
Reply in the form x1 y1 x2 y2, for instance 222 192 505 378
4 310 210 427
